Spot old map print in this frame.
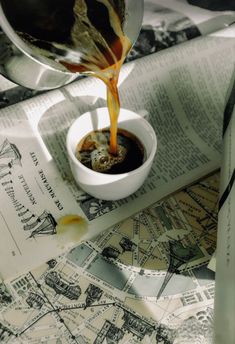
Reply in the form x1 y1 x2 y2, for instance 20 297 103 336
0 173 218 343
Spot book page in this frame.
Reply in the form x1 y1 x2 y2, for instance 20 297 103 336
214 69 235 344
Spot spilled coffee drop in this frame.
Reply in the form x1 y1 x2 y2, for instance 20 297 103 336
56 214 88 245
76 128 146 174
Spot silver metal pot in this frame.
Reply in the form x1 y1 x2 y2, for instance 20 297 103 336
0 0 143 90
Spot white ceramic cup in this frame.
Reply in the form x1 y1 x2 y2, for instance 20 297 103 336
66 107 157 200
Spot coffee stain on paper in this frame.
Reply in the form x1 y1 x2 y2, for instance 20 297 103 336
56 214 88 245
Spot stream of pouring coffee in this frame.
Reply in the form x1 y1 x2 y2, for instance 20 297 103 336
61 0 132 155
1 0 131 155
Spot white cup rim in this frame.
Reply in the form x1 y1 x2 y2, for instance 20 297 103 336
66 107 157 179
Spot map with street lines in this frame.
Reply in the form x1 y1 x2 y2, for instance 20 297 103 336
0 172 218 344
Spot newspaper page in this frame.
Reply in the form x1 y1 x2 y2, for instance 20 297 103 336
0 25 234 279
214 70 235 344
131 0 235 57
35 25 235 226
0 120 83 279
0 171 219 343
